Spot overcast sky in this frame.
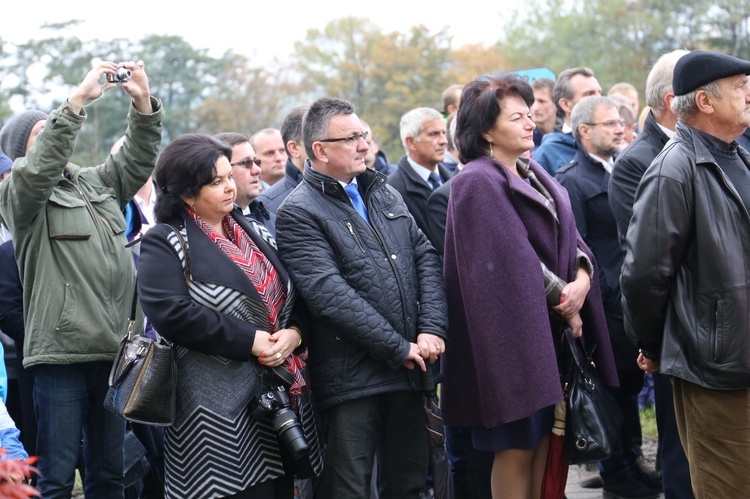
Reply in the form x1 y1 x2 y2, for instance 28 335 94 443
6 0 513 63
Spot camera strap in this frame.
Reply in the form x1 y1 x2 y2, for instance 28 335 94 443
270 365 295 388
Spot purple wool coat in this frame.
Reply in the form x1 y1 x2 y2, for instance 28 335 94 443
441 156 618 428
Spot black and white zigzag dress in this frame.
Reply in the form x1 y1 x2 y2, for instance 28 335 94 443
161 226 322 498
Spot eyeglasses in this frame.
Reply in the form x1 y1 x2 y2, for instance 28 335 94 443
585 120 625 129
318 131 369 144
231 158 262 168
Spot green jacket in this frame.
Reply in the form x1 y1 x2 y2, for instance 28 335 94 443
0 98 163 368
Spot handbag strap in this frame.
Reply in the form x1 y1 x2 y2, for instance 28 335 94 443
563 327 587 373
562 327 596 395
127 278 139 339
168 225 191 285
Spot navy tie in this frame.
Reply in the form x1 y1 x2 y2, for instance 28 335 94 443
428 172 441 191
345 183 370 224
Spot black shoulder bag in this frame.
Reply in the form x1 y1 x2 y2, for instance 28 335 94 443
562 327 623 465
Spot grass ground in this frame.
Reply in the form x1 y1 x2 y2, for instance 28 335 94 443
640 405 657 438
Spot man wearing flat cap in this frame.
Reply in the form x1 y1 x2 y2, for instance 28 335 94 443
621 50 750 497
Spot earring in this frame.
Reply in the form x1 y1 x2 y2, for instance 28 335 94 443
488 142 494 158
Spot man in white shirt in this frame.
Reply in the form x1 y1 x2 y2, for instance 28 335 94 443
387 107 453 235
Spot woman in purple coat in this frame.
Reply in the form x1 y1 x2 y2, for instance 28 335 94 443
441 72 618 497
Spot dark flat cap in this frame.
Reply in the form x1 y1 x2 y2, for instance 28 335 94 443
673 50 750 96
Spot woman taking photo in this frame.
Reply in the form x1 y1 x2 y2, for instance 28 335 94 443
440 73 618 497
138 134 320 499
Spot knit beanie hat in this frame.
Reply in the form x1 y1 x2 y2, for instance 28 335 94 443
0 110 48 161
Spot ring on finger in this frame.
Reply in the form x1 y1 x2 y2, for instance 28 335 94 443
275 352 282 360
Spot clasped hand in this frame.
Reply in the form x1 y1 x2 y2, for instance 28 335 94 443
553 268 590 338
253 329 300 368
403 332 446 371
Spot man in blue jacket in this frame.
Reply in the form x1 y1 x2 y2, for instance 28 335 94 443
533 67 602 175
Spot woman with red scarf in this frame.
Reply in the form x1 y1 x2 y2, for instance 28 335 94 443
138 134 321 499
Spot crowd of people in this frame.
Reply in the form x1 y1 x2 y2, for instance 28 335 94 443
0 48 749 499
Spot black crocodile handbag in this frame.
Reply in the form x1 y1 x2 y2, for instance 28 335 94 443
104 283 176 426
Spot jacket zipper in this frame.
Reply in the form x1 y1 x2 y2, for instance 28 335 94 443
346 221 366 253
713 301 721 362
71 180 115 233
366 196 412 335
69 178 120 329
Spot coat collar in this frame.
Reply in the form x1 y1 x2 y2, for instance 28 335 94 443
302 160 387 200
396 155 452 196
174 208 290 299
284 158 304 185
572 146 612 193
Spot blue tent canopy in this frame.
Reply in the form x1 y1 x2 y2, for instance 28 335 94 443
513 67 556 82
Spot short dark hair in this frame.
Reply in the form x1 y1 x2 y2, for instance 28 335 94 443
303 97 355 160
280 105 309 156
154 133 232 222
531 77 555 94
455 72 534 164
442 84 464 114
213 132 249 148
552 67 595 114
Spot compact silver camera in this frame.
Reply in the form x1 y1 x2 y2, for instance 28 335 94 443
107 65 132 83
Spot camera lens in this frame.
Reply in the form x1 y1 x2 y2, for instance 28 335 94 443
116 66 132 82
272 409 309 460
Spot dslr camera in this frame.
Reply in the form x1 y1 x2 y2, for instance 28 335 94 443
107 65 132 83
251 385 309 460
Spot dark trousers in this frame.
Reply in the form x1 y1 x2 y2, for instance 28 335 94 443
315 391 429 499
444 425 493 499
598 386 642 483
654 373 694 498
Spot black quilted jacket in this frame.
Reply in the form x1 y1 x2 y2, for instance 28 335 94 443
276 164 448 411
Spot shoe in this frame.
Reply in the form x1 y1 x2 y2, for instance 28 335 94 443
631 464 663 492
602 473 660 499
577 463 603 488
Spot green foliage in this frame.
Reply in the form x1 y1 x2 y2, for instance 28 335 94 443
292 18 454 160
499 0 722 96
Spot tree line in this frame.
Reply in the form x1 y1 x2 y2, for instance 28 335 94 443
1 0 747 165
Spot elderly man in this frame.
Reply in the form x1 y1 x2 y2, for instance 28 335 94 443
533 67 602 175
621 50 750 498
0 60 162 498
557 96 662 499
609 49 695 499
387 107 453 235
276 97 447 498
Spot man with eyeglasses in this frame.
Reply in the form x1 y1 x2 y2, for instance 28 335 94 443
214 132 276 236
387 107 453 236
275 97 447 498
557 96 660 499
